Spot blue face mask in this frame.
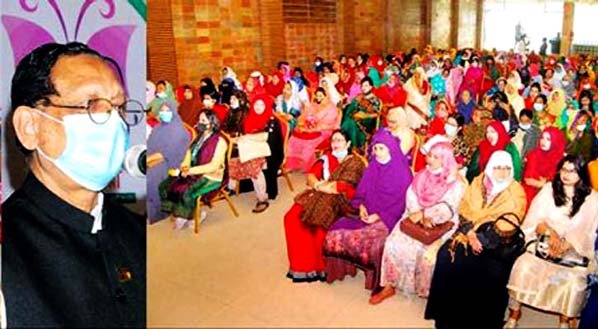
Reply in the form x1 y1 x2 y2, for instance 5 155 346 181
36 110 129 191
159 111 173 123
332 149 348 159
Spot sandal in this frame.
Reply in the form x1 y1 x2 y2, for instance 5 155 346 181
252 201 269 213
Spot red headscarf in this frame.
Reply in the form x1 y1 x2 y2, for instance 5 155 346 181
370 55 386 76
337 67 355 95
243 94 274 134
478 120 511 171
265 71 285 98
524 127 566 180
244 76 266 103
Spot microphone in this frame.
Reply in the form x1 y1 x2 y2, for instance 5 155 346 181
124 144 146 178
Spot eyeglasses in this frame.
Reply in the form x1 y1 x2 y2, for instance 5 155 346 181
37 97 144 126
493 166 512 171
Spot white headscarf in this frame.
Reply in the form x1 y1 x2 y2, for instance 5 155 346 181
222 66 243 90
484 150 514 196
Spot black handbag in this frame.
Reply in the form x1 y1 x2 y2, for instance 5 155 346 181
475 212 526 264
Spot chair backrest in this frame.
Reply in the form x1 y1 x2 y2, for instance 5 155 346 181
410 132 423 173
351 149 368 167
182 121 198 144
273 113 291 159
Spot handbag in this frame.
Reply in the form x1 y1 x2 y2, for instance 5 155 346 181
399 202 455 245
475 212 525 264
526 235 589 268
237 132 271 163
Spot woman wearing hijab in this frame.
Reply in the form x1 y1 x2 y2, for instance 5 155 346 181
221 66 243 90
266 71 285 99
427 100 452 138
546 88 567 122
445 65 464 107
244 73 267 102
218 78 236 105
522 127 566 210
425 151 527 329
370 142 465 304
159 110 227 229
242 94 284 204
274 80 303 131
505 81 525 117
374 74 407 108
367 55 389 88
149 80 178 116
403 67 432 129
286 88 340 173
178 85 203 126
384 107 416 156
147 100 191 223
323 130 413 291
506 155 598 329
565 110 596 164
320 76 342 106
459 57 483 101
284 130 365 282
466 120 522 183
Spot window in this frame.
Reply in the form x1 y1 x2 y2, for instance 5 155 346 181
282 0 337 24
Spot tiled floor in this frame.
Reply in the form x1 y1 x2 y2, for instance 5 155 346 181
148 172 562 328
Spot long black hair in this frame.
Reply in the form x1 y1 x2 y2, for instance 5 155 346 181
221 90 249 135
552 154 591 217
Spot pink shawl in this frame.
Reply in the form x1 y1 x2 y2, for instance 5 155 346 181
411 142 458 208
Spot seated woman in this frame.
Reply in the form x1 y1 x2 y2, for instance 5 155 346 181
159 110 227 229
425 151 527 328
229 94 284 212
284 130 366 282
323 130 413 291
384 107 416 157
565 110 597 164
286 87 340 173
466 120 522 183
274 80 303 131
147 100 191 223
427 100 451 138
521 127 566 210
370 142 465 304
505 155 598 329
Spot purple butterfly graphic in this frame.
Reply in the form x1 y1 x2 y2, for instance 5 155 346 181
2 0 137 95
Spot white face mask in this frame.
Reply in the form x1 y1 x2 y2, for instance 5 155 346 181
533 103 544 112
377 155 391 165
577 124 586 132
230 100 239 109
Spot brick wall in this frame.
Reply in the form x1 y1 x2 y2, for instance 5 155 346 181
169 0 262 86
148 0 484 85
284 23 338 67
353 0 386 54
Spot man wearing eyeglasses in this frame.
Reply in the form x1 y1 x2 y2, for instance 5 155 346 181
2 42 145 327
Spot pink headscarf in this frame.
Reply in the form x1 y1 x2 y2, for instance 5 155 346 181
411 142 458 208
